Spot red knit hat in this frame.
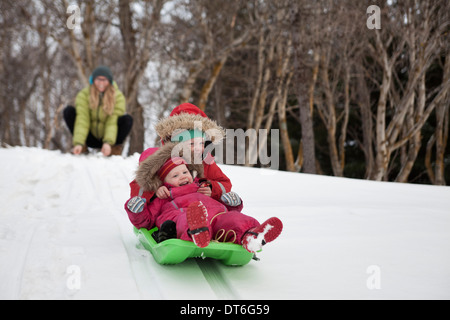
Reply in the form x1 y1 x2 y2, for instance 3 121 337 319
157 157 187 181
169 103 207 118
156 102 224 145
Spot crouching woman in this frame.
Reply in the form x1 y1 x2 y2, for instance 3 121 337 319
63 65 133 156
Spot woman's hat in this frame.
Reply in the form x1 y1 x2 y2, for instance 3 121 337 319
89 65 113 84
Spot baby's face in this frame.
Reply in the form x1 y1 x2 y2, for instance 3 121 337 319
164 164 193 187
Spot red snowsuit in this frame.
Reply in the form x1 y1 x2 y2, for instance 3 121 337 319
125 178 259 244
129 152 232 203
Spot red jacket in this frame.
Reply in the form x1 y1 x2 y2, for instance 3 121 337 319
202 154 232 199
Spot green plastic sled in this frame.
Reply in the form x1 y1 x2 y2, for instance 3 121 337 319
134 227 254 266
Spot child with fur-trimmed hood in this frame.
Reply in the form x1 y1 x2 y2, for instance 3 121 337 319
128 103 233 204
124 143 283 253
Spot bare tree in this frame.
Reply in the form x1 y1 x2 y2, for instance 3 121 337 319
290 1 319 174
118 0 166 154
426 52 450 185
1 0 448 185
243 1 297 170
368 1 450 181
0 1 43 146
166 0 254 111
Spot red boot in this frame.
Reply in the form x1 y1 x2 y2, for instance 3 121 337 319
186 201 210 248
242 217 283 253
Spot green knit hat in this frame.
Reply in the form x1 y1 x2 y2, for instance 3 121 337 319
90 65 113 84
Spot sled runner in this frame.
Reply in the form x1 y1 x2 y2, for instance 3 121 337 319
134 227 254 266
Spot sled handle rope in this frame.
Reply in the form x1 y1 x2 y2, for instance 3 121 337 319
209 212 237 244
210 212 226 225
213 229 237 244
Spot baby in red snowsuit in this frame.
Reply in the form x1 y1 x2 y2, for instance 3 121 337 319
124 143 283 253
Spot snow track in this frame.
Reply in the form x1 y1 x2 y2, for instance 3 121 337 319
1 147 450 299
0 148 238 300
197 259 241 299
82 154 240 299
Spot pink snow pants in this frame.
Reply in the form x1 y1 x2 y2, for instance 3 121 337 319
156 210 260 244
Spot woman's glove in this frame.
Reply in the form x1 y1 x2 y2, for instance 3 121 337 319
127 196 146 213
220 191 242 207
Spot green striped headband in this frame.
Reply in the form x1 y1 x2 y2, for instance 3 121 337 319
171 129 206 142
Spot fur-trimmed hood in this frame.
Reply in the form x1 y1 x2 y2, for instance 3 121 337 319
155 112 225 144
135 142 204 192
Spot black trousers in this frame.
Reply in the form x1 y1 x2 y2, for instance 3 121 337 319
63 106 133 148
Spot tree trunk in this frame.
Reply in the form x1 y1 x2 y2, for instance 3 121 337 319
319 51 343 177
396 74 425 182
197 56 228 111
245 41 274 167
118 0 164 154
431 52 450 185
372 31 393 181
276 38 295 172
298 50 319 174
355 63 374 179
179 65 204 104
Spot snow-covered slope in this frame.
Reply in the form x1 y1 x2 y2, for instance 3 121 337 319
1 147 449 299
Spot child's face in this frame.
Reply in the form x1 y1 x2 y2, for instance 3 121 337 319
189 137 205 157
164 164 193 187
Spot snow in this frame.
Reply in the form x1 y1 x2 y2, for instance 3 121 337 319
1 146 449 300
